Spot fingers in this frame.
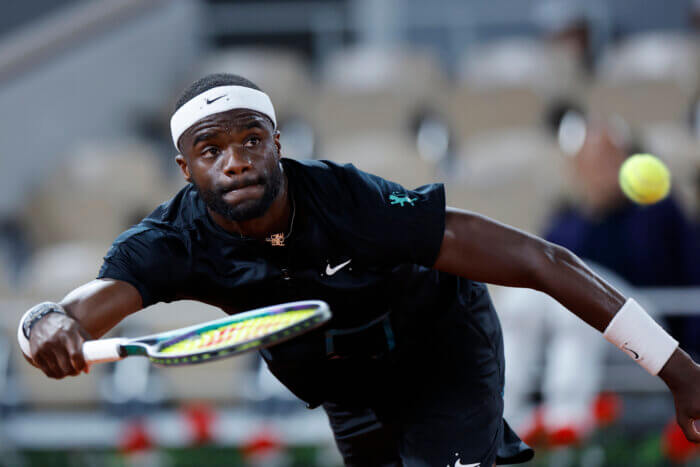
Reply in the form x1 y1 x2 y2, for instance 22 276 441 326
27 313 91 378
34 350 62 379
54 342 80 377
32 337 85 379
63 333 88 375
679 416 700 443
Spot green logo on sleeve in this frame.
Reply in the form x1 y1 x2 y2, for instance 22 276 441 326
389 192 417 207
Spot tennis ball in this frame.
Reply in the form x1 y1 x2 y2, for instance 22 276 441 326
619 154 671 205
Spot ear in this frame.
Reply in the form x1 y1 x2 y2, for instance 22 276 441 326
274 130 282 160
175 154 192 183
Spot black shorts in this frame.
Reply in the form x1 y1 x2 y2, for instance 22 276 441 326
319 284 534 466
323 395 533 467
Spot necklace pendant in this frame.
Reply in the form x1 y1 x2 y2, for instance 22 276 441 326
266 233 285 247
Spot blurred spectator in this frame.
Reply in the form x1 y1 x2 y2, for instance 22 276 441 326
548 117 700 361
500 117 700 447
534 0 594 71
546 120 700 287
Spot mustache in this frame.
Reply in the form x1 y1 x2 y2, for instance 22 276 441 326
216 174 265 193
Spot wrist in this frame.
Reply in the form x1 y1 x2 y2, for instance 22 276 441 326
603 298 678 375
17 302 67 357
659 348 696 391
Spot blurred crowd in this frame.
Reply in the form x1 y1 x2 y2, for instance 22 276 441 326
0 0 698 461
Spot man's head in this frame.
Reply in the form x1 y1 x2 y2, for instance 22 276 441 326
571 118 632 213
172 73 284 223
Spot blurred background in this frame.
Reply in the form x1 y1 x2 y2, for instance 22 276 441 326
0 0 698 465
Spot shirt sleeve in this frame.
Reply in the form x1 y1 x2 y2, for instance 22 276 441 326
312 161 446 267
97 225 188 307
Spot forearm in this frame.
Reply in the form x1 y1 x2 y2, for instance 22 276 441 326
435 207 700 442
530 243 625 332
59 279 143 338
435 208 624 331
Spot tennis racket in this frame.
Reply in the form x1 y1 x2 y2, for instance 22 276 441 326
82 300 331 366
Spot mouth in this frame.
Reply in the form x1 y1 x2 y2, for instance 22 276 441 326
221 183 264 203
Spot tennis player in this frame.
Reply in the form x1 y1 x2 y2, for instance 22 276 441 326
19 74 700 466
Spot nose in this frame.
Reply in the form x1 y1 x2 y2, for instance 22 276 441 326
221 145 252 176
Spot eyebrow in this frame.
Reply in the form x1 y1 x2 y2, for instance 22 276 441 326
190 119 267 147
192 132 217 147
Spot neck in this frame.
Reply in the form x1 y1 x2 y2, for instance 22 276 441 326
208 175 291 240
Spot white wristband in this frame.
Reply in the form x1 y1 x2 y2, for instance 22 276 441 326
603 298 678 375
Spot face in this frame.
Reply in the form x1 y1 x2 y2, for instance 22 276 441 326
176 108 283 222
572 125 627 212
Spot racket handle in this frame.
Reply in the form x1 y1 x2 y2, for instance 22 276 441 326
82 338 125 364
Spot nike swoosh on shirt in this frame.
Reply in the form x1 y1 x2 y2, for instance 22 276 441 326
206 95 226 104
454 462 479 467
325 259 351 276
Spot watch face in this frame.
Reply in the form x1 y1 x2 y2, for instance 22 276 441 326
24 303 65 338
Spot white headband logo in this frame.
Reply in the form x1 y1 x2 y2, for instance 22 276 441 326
170 85 277 150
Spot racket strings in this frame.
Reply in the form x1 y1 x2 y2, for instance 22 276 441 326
159 309 315 355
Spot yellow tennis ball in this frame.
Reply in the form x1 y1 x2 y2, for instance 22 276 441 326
619 154 671 205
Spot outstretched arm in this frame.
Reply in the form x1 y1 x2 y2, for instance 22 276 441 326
434 207 700 442
23 279 142 379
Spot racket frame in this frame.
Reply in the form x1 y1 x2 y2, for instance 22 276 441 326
82 300 331 366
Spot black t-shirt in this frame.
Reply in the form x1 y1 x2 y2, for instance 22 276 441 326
98 159 504 406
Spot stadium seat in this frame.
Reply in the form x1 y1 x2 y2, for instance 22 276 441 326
450 86 547 139
591 32 699 125
596 32 699 89
17 242 108 300
452 38 586 139
197 48 314 124
316 46 450 139
446 128 564 234
321 130 439 189
22 143 172 247
457 38 585 96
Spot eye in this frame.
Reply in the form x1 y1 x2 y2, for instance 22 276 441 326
244 136 261 148
202 146 221 157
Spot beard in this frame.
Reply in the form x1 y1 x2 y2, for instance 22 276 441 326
192 167 283 222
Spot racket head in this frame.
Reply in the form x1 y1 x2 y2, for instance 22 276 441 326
143 300 331 366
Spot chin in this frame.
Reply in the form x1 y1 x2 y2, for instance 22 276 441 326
220 199 272 222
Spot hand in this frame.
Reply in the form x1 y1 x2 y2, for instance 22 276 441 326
659 349 700 443
28 312 93 379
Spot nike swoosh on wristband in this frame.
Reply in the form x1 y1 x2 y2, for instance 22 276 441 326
206 95 226 104
622 342 640 360
454 461 479 467
325 259 351 276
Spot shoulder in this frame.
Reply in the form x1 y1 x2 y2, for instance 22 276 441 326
140 183 205 232
105 185 200 260
282 158 414 199
282 158 357 188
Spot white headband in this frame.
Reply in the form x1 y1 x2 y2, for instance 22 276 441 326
170 85 277 150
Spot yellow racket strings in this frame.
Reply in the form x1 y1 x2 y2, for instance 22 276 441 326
160 309 315 355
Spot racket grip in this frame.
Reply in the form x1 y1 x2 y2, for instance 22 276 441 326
82 338 125 364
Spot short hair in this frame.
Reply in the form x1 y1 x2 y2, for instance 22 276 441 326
174 73 263 112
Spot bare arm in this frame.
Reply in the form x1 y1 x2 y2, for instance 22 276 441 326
59 279 142 338
433 207 624 331
27 279 142 378
434 207 700 441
